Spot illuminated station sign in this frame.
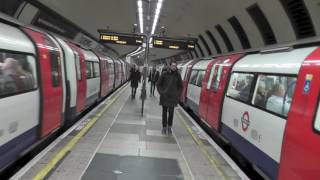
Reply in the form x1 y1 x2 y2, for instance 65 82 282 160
152 37 196 50
100 33 144 46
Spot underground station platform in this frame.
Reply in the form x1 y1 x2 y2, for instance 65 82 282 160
11 84 248 180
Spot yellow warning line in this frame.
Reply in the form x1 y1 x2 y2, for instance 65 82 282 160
176 110 230 180
33 85 128 180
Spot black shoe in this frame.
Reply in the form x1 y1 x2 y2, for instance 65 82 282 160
162 127 167 135
167 127 172 135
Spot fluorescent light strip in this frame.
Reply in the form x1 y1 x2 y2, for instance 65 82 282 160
151 0 163 35
137 0 143 33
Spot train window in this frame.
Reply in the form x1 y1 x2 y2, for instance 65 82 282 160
252 74 296 117
197 71 206 87
93 62 100 78
207 64 217 89
226 72 254 102
212 65 223 92
74 52 81 80
190 70 199 85
0 52 37 97
86 61 93 79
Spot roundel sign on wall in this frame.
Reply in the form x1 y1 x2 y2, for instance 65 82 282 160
241 111 250 132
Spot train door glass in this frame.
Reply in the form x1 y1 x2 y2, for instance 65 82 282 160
207 64 217 89
74 52 81 80
110 63 114 74
314 101 320 132
211 64 223 91
44 36 61 87
189 70 199 85
93 62 100 77
197 71 205 87
86 61 93 79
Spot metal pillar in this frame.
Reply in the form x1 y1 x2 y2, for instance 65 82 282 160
140 34 150 116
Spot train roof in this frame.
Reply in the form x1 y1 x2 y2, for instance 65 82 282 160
82 49 99 62
0 22 35 54
192 59 213 70
232 47 318 74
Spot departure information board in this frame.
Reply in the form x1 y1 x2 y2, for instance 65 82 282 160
152 37 196 50
100 33 144 46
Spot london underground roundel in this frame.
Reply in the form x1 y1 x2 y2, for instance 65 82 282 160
241 111 250 132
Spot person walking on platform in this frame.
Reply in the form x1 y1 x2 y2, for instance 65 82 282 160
157 62 182 135
148 65 160 96
129 65 141 99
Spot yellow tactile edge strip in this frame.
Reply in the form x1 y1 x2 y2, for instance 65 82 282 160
176 110 230 180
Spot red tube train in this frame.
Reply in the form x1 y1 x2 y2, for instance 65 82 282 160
0 15 129 172
179 46 320 180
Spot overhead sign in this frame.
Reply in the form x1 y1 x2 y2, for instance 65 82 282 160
152 37 196 50
99 33 144 46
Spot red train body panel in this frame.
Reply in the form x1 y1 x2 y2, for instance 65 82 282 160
24 28 63 137
278 48 320 180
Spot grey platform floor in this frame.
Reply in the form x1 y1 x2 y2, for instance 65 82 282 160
14 84 244 180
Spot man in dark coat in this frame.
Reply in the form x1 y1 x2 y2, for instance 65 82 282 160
148 66 160 96
129 65 141 99
157 62 182 135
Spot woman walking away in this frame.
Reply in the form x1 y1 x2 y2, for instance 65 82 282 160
130 65 141 99
157 62 182 135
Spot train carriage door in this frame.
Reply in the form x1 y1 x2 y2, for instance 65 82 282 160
199 60 216 121
68 43 87 114
207 54 243 132
24 28 63 137
278 48 320 180
206 62 224 129
99 58 108 98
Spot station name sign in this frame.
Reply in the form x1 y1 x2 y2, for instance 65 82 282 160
100 33 144 46
152 37 196 50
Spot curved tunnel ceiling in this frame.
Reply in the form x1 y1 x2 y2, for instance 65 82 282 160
17 0 320 62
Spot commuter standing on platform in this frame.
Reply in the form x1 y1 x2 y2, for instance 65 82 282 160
129 65 141 99
148 65 160 96
157 62 182 135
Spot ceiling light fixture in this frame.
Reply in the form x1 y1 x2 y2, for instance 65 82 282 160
137 0 144 33
151 0 164 35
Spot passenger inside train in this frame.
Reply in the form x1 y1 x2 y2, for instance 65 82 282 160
0 54 35 96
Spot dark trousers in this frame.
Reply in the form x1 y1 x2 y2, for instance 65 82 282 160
162 106 174 128
150 82 156 95
131 87 137 97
